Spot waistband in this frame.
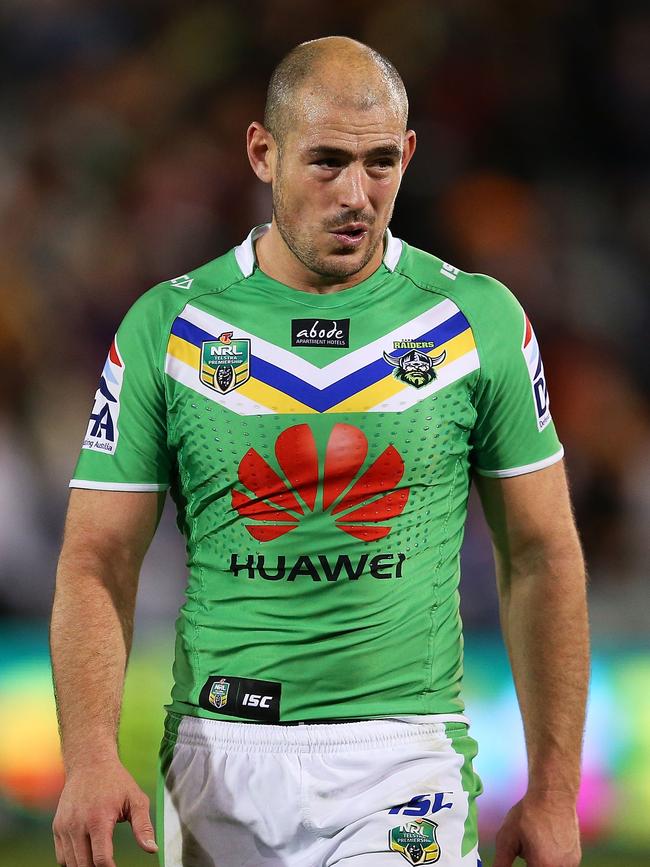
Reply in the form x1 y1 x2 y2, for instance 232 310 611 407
164 713 469 754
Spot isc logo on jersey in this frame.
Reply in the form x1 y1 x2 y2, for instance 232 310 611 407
242 693 272 708
82 337 124 454
522 315 552 432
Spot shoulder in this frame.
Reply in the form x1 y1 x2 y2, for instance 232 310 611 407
397 241 525 338
396 242 516 309
120 248 244 331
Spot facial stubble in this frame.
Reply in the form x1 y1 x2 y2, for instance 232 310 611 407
272 167 390 281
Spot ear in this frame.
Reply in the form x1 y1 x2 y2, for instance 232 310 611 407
247 122 276 184
400 129 417 174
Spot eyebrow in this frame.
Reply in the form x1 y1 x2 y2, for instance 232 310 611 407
306 144 402 160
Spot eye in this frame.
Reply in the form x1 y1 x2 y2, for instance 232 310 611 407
370 159 396 170
314 158 342 169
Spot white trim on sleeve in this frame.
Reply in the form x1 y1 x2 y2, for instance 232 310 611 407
69 480 169 492
474 446 565 479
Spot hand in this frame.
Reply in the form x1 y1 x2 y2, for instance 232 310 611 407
492 790 581 867
52 757 158 867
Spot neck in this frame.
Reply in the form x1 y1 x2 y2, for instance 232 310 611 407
254 220 384 295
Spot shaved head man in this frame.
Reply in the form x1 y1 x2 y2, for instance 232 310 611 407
263 37 409 144
248 37 416 285
52 36 587 867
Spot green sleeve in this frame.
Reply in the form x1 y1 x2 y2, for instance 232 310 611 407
70 288 172 491
469 276 564 477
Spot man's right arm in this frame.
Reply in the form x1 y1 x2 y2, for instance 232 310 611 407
51 488 164 867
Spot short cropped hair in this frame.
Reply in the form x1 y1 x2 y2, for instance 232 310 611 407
264 39 408 145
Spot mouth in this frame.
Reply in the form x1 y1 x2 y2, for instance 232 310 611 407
329 223 369 248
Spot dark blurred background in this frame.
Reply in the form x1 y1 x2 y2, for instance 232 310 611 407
1 1 649 865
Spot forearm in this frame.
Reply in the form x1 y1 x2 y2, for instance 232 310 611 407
50 491 162 864
50 549 138 773
497 543 589 797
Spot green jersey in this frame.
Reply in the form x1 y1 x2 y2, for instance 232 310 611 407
71 225 563 723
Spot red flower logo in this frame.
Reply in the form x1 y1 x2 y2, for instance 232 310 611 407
232 423 409 543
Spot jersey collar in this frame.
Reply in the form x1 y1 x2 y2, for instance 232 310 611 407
234 223 403 278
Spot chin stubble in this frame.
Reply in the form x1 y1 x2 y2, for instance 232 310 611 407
274 206 384 281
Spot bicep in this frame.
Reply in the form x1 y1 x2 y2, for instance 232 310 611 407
474 461 581 571
60 488 165 574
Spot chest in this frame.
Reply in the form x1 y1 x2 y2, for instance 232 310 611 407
163 294 481 501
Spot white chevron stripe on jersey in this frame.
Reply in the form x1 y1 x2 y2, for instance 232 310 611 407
180 297 463 388
165 353 273 415
368 349 480 413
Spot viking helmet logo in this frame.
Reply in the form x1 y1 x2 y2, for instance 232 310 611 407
383 347 446 389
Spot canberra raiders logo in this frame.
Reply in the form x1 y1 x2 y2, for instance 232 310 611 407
389 820 440 864
201 331 251 394
383 339 446 389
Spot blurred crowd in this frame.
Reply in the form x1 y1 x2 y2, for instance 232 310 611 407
1 0 648 633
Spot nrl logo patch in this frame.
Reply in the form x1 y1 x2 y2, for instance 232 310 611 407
389 820 441 864
201 331 251 394
383 341 446 389
208 678 230 709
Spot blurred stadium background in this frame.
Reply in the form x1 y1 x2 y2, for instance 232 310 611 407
1 1 648 865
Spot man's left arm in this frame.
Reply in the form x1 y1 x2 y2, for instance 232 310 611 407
475 460 589 867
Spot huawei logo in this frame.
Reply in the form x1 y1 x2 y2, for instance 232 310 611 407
232 423 409 543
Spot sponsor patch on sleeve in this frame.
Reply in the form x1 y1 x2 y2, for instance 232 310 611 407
521 314 551 432
82 336 124 454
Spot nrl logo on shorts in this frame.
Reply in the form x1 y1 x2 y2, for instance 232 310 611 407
389 820 440 864
201 331 250 394
208 678 230 709
383 340 446 389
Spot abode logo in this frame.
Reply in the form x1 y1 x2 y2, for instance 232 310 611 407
291 318 350 348
232 423 409 543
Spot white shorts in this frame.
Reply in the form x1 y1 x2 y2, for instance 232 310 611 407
157 714 483 867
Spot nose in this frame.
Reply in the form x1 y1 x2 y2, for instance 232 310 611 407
339 163 369 212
